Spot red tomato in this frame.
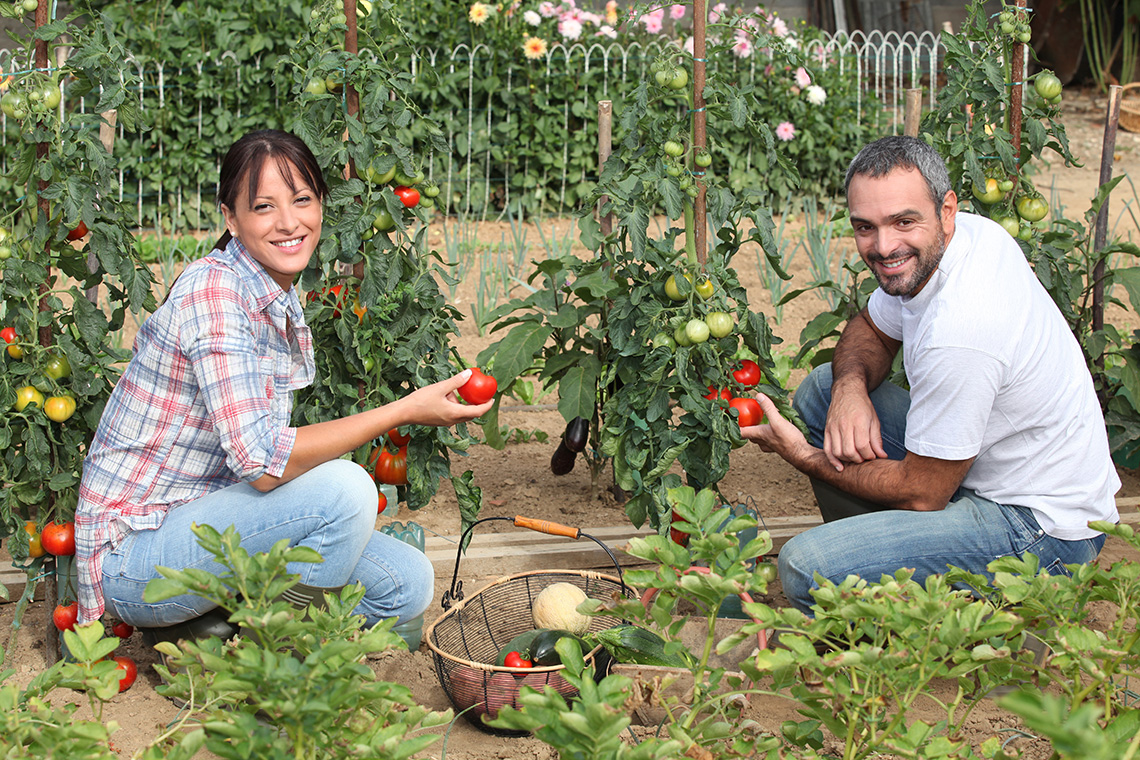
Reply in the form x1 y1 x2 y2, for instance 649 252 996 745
112 621 134 639
387 427 411 447
371 446 408 486
504 651 533 669
66 221 88 241
309 283 346 317
0 326 16 345
53 602 78 631
377 491 388 514
114 655 138 692
732 360 761 387
669 508 689 546
729 397 764 427
393 186 420 208
458 367 497 405
703 386 730 401
41 521 76 556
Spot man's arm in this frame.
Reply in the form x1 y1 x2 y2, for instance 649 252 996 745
824 308 902 469
744 394 973 512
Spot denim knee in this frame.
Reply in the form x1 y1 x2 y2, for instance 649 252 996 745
317 458 379 533
776 534 817 614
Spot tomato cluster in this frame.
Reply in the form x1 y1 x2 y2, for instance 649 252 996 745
997 7 1031 44
4 327 79 423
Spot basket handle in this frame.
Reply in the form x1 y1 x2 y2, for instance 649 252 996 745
440 515 628 610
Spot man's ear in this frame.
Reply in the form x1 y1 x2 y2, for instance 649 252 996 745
940 189 958 238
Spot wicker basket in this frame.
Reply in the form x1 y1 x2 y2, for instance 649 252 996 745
1122 83 1140 134
424 517 637 736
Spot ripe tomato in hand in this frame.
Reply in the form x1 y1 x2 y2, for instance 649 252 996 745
729 397 764 427
458 367 497 405
372 446 408 486
41 521 75 556
732 360 761 387
114 656 138 692
53 602 78 631
112 621 134 639
504 651 533 669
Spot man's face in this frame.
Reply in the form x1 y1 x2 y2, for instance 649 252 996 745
847 167 956 297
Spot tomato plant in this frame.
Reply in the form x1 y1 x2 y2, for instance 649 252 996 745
52 602 78 632
458 367 497 405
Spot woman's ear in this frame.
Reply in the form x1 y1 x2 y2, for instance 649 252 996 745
220 204 237 238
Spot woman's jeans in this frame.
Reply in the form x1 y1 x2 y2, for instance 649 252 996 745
778 363 1105 614
101 459 433 628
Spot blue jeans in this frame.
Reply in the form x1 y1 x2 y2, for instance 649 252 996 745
101 459 433 628
778 364 1105 614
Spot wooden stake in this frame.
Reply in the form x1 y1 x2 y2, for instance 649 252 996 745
1009 0 1026 160
1093 84 1123 388
692 0 707 265
903 88 922 137
597 100 613 236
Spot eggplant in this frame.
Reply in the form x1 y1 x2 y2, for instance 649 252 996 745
550 439 576 475
562 416 589 453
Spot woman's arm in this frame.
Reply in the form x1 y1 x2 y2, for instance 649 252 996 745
250 369 492 492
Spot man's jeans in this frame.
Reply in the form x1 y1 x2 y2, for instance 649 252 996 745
778 363 1105 614
101 459 433 628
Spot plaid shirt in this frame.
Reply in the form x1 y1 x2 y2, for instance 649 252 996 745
75 239 315 622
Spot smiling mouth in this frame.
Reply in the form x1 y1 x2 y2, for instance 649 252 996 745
273 237 304 249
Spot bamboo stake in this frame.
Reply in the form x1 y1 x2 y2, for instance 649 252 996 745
597 100 613 236
1008 0 1025 160
1093 84 1123 387
903 88 922 137
692 0 707 266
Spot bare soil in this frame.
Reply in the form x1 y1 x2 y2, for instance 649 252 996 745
3 86 1140 758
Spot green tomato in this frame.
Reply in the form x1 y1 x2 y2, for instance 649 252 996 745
651 331 677 351
0 245 11 260
664 162 683 178
1017 29 1031 44
1 91 28 120
972 178 1003 205
705 311 734 338
694 277 714 300
422 183 441 198
998 179 1015 193
305 78 327 96
668 68 688 90
1017 224 1035 241
372 209 396 232
44 354 71 380
673 323 692 347
1034 72 1062 101
654 68 671 87
694 149 712 168
663 140 685 158
1016 195 1049 222
664 274 689 301
39 83 61 110
996 216 1021 238
22 0 38 11
362 356 375 373
394 168 425 186
685 318 710 344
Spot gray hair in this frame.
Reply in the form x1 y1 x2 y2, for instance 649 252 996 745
844 136 952 209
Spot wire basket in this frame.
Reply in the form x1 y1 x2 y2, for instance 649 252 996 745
424 516 637 736
1122 83 1140 133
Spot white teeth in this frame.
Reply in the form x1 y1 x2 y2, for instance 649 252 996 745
881 258 906 270
274 237 303 248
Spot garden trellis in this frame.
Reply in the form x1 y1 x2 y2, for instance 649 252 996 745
1 28 946 230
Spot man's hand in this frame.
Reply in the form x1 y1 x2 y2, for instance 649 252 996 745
822 383 888 471
740 394 811 467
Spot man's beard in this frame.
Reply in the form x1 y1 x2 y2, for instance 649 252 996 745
867 225 946 297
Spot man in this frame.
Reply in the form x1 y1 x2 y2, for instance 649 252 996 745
742 135 1120 614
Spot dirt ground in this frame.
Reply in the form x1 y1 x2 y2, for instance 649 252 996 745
3 86 1140 758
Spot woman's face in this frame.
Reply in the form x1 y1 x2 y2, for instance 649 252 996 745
221 159 322 290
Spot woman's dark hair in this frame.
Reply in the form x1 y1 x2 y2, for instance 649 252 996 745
213 130 329 251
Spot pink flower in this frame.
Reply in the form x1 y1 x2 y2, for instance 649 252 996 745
709 2 726 22
670 4 686 20
732 37 753 58
683 36 694 54
775 121 795 141
559 17 583 38
794 66 811 88
643 13 663 33
538 1 557 17
770 16 788 36
597 24 618 38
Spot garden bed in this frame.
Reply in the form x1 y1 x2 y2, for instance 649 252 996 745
2 85 1139 759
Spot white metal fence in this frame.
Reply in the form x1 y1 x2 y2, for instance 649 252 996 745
0 29 945 229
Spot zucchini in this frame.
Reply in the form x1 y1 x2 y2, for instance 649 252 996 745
530 629 586 666
586 624 693 668
494 629 541 666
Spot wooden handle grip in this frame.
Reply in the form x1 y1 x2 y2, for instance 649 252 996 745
514 516 580 539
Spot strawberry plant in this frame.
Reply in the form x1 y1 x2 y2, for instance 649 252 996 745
0 4 154 577
283 0 481 521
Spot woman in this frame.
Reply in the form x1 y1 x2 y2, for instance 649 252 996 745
74 130 492 642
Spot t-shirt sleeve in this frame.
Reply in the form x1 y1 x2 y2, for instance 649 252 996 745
904 345 1004 460
867 289 903 341
176 270 295 481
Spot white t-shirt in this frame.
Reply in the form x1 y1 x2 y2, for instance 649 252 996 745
867 213 1120 540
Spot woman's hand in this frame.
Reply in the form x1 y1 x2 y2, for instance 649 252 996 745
397 369 495 427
